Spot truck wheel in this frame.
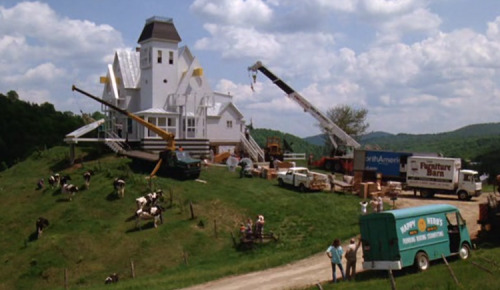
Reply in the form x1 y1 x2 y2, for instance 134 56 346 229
299 184 306 193
414 252 429 271
324 160 332 171
459 243 470 260
458 191 469 201
278 179 284 187
420 190 433 198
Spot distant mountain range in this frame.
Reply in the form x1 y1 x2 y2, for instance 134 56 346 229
302 122 500 160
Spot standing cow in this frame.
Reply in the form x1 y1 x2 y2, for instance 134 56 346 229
135 205 163 229
36 217 49 239
113 178 126 198
48 173 60 188
83 170 94 189
62 183 79 201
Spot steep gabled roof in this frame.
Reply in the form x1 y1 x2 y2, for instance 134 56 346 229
116 50 140 89
138 16 182 43
208 102 244 119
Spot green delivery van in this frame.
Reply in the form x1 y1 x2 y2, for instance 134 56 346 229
360 204 471 271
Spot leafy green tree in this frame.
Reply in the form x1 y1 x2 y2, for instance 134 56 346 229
7 90 19 101
322 105 368 155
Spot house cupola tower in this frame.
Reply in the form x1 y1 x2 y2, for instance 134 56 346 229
138 16 181 110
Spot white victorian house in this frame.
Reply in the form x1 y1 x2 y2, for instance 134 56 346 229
67 16 263 161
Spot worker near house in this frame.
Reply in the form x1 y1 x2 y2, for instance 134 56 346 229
245 127 250 140
370 194 383 213
245 218 253 239
308 154 314 169
360 201 368 215
326 238 345 283
255 215 265 239
345 238 362 281
239 160 247 178
328 174 335 192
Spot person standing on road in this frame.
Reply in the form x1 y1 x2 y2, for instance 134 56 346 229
345 238 362 281
326 238 345 283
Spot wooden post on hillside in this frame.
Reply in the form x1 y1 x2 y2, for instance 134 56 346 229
183 250 189 265
169 188 173 208
388 269 396 290
64 268 68 290
189 201 195 220
231 232 237 247
130 259 136 278
214 219 218 239
442 254 459 285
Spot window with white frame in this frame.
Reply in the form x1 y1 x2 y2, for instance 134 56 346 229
184 118 195 138
226 120 233 128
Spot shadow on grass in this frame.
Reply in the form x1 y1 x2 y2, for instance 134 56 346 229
28 232 38 242
52 189 61 196
125 222 156 233
56 198 70 203
106 192 120 201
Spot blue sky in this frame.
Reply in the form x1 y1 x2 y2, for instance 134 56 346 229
1 0 500 138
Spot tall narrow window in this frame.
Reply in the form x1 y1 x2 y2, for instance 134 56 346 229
169 51 174 65
157 50 162 63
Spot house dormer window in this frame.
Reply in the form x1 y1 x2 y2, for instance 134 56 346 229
226 121 233 128
169 51 174 65
157 50 162 63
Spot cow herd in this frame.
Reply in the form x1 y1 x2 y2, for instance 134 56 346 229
35 169 168 240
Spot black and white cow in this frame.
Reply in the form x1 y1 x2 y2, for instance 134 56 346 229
135 205 163 229
83 170 94 189
60 175 71 186
62 183 79 201
135 190 163 210
36 217 49 239
104 273 119 284
48 173 60 188
113 178 126 198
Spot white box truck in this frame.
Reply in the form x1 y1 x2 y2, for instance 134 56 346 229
406 156 482 201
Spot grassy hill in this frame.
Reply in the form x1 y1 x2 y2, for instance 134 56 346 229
0 145 360 289
1 146 500 289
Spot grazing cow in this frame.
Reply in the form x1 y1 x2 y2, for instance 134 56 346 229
135 205 163 229
62 183 79 201
135 190 163 210
60 175 71 186
83 170 94 189
48 173 60 188
113 178 126 198
104 273 119 284
36 217 49 239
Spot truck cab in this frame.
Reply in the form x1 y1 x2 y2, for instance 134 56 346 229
277 167 328 192
159 150 201 179
458 169 482 200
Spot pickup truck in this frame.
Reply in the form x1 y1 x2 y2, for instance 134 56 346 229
277 167 329 192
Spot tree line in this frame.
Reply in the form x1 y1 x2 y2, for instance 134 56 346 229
0 91 85 171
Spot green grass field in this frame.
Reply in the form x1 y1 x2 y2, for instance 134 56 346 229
1 146 499 290
0 146 360 289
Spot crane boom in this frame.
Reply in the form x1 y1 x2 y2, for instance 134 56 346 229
72 85 176 151
248 61 360 150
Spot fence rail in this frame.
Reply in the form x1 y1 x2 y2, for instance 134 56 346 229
284 153 306 160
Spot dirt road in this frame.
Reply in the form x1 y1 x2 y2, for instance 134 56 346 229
183 191 490 290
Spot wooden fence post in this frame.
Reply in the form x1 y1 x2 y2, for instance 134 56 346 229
130 259 136 278
64 268 68 290
183 250 189 265
442 254 459 285
388 269 396 290
214 219 218 239
189 201 195 220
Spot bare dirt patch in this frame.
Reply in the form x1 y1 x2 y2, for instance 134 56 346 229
183 191 492 290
